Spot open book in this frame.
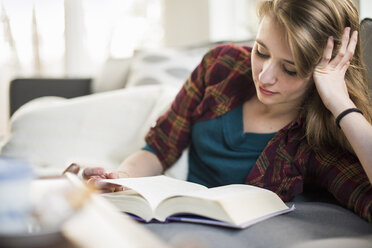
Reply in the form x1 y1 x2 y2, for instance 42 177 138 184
102 175 294 229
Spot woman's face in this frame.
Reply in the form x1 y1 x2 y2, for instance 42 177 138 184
251 15 312 109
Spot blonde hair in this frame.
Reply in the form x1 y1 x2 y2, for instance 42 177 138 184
258 0 372 153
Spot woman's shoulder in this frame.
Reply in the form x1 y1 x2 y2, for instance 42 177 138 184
206 43 252 61
199 43 253 80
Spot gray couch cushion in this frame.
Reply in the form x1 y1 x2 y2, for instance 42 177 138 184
144 201 372 248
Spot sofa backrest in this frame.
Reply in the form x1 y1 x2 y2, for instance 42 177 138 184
361 18 372 99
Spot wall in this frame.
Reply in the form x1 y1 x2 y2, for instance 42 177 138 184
208 0 259 42
162 0 210 47
360 0 372 19
0 69 11 138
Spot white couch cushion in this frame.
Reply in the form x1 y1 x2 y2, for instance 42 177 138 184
1 85 183 177
125 48 206 89
91 58 132 93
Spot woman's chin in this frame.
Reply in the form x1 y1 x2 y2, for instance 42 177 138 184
256 93 278 106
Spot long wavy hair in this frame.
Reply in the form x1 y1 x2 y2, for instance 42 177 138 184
258 0 372 153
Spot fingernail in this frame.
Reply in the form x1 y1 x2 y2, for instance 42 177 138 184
94 168 104 174
115 186 124 192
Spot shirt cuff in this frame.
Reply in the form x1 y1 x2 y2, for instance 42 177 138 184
141 143 156 154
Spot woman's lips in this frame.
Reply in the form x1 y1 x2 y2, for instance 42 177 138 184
259 87 277 96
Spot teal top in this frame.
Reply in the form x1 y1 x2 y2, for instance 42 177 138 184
143 105 276 188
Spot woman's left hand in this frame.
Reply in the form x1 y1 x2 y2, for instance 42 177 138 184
313 27 358 117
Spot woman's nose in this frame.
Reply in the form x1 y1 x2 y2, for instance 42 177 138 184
258 61 278 85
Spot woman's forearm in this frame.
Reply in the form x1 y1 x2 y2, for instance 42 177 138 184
116 150 164 178
339 112 372 184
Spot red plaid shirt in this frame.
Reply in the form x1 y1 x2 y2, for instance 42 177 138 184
145 44 372 222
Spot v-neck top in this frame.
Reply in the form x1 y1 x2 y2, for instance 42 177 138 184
187 104 276 187
143 104 275 187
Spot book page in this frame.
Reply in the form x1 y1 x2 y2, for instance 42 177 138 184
103 176 207 210
181 184 289 225
101 190 156 220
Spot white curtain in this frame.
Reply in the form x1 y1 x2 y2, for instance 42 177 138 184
0 0 162 137
0 0 162 77
65 0 163 77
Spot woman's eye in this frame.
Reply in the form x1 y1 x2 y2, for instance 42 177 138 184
283 67 297 76
255 49 269 58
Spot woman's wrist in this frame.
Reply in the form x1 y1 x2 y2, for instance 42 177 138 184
335 108 364 128
329 99 356 118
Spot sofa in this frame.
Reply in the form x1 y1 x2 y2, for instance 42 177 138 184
1 20 372 247
1 42 218 178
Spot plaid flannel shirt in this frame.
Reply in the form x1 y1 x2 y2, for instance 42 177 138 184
145 44 372 222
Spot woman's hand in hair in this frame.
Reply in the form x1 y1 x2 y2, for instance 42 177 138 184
313 27 358 117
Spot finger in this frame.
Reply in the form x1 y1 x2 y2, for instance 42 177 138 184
318 36 334 68
83 167 106 180
63 163 80 175
341 60 351 75
106 171 119 179
98 182 123 193
100 189 113 193
114 185 124 192
338 30 357 69
98 183 123 193
105 172 124 191
86 176 102 189
330 27 351 67
87 176 122 193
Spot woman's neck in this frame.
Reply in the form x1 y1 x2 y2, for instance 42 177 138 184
251 95 301 120
242 95 301 133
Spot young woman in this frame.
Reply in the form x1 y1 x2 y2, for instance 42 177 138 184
83 0 372 222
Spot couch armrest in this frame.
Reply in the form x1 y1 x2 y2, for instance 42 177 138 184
9 78 92 116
